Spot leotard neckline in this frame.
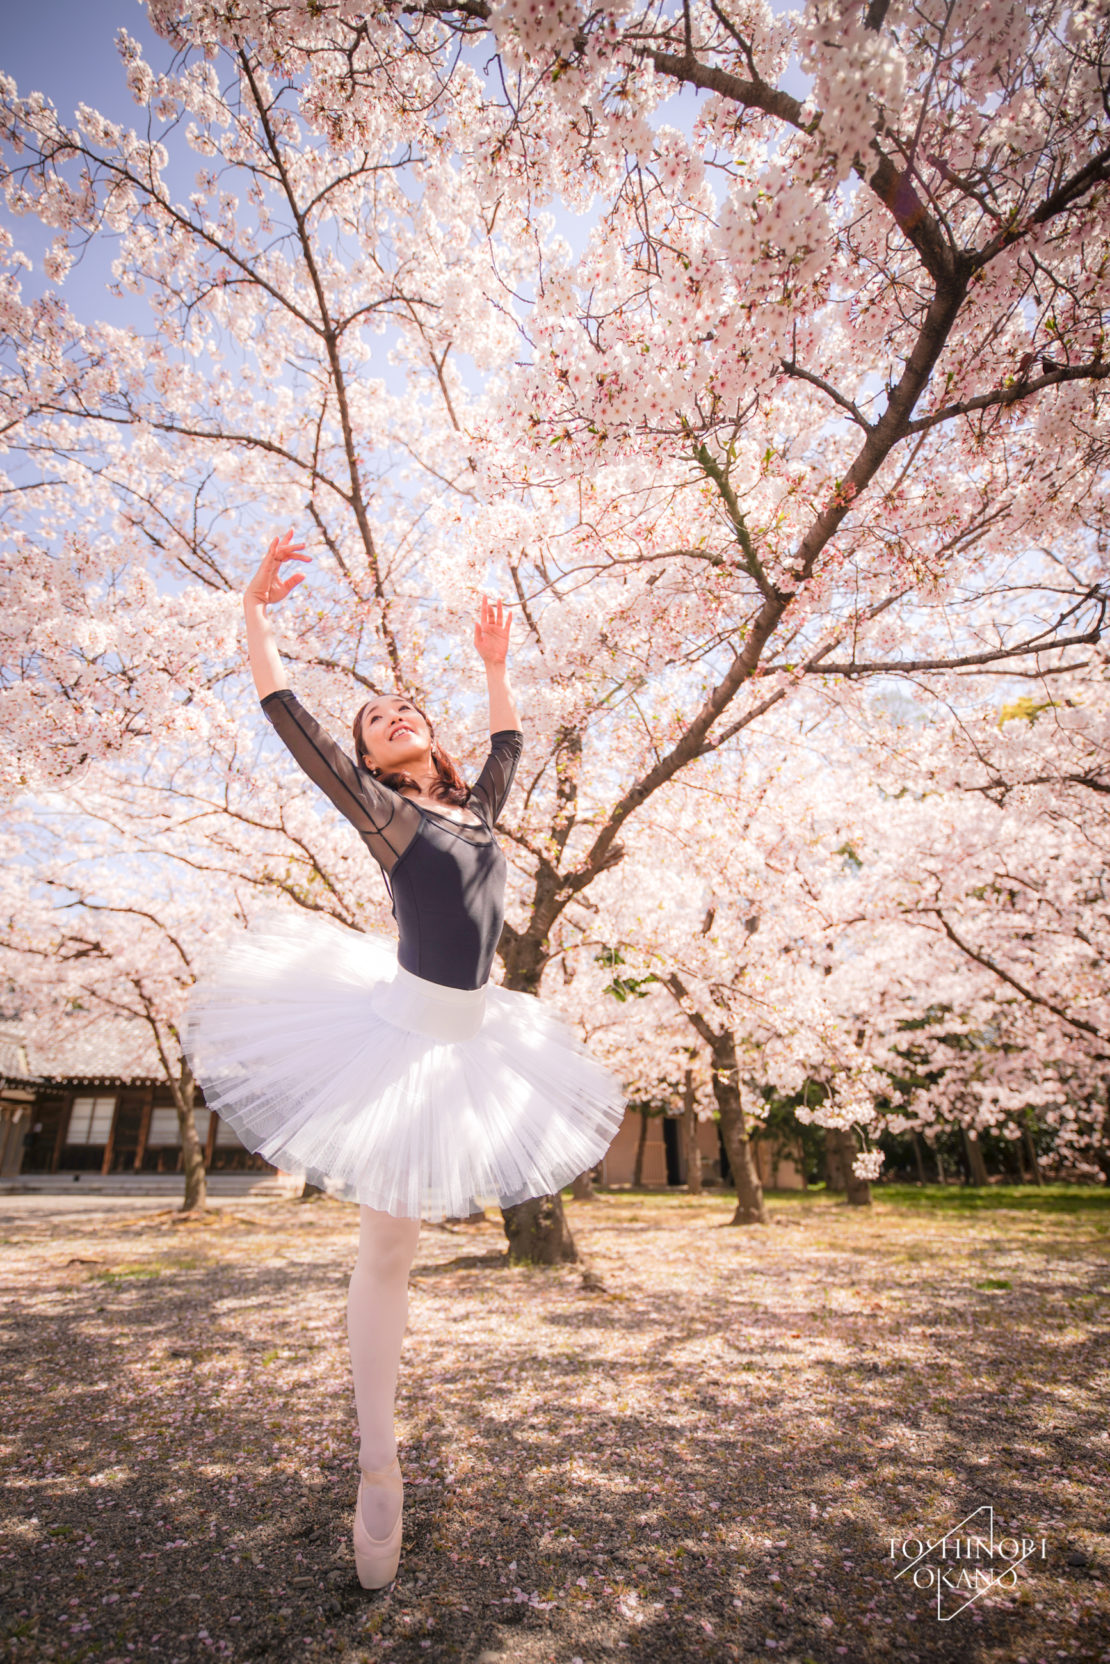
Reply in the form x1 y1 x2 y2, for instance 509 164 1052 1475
411 798 487 833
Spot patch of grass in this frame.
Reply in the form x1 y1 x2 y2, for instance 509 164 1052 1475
876 1182 1110 1215
573 1182 1110 1219
93 1264 165 1282
763 1188 844 1208
584 1185 835 1212
975 1277 1012 1290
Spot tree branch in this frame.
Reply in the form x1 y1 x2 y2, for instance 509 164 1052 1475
647 50 953 280
928 909 1107 1043
905 360 1110 434
780 359 874 431
660 970 722 1051
237 49 410 690
806 622 1105 677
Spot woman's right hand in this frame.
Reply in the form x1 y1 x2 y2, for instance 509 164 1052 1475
244 529 309 609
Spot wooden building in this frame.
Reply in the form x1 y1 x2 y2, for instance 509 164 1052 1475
1 1022 804 1192
600 1108 806 1190
0 1023 271 1180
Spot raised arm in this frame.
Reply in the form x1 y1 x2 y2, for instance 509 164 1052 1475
261 689 418 872
474 595 521 733
469 729 524 824
243 530 418 872
469 594 523 823
243 529 309 700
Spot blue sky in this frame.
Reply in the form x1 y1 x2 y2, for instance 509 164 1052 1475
5 0 163 118
3 1 811 326
4 0 174 323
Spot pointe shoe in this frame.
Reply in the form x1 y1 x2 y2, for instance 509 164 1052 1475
352 1455 403 1590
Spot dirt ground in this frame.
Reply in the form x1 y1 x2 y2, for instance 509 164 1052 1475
1 1188 1107 1664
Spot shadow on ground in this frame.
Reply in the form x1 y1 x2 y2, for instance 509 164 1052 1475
1 1192 1108 1664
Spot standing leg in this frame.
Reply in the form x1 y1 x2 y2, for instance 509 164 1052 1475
347 1205 421 1536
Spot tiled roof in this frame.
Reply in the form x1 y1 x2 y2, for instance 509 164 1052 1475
1 1017 161 1084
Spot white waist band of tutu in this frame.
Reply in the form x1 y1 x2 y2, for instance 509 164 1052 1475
369 962 487 1044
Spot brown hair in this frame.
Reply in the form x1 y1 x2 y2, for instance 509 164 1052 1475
352 697 470 808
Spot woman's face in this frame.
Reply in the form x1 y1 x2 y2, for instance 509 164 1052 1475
358 695 433 774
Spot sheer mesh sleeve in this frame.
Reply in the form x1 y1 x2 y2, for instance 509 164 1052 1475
468 729 523 825
260 689 419 874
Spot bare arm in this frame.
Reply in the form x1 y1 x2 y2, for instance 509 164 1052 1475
474 595 521 732
243 529 309 700
485 661 519 732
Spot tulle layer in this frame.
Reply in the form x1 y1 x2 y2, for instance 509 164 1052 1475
183 910 625 1221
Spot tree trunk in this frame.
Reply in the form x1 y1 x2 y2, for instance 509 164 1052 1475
825 1127 848 1191
845 1156 872 1207
497 931 579 1264
173 1061 207 1214
1095 1087 1110 1184
963 1126 990 1187
501 1191 577 1263
1023 1121 1043 1186
711 1038 766 1225
826 1127 870 1205
633 1109 649 1188
911 1130 927 1185
570 1168 596 1200
682 1069 702 1195
932 1139 947 1184
503 1193 577 1265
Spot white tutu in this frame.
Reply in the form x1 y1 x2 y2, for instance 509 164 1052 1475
183 910 625 1221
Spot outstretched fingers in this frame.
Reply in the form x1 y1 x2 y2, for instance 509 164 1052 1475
247 528 310 610
270 527 308 566
479 593 512 630
474 593 513 665
267 528 309 594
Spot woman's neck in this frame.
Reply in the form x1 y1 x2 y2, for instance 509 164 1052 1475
399 760 441 799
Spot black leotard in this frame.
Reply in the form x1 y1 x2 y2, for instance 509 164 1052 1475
260 689 522 991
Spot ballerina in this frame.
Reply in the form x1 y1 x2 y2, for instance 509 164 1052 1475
185 529 624 1589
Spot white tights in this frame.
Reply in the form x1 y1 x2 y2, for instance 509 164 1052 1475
346 1205 422 1537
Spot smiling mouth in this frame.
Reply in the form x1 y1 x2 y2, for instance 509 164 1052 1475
391 725 416 740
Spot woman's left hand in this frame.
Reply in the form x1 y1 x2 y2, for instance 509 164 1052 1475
474 594 512 666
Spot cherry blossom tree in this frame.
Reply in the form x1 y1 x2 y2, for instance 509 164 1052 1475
2 0 1108 1258
0 810 213 1210
590 629 1110 1200
585 741 893 1215
847 644 1110 1182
